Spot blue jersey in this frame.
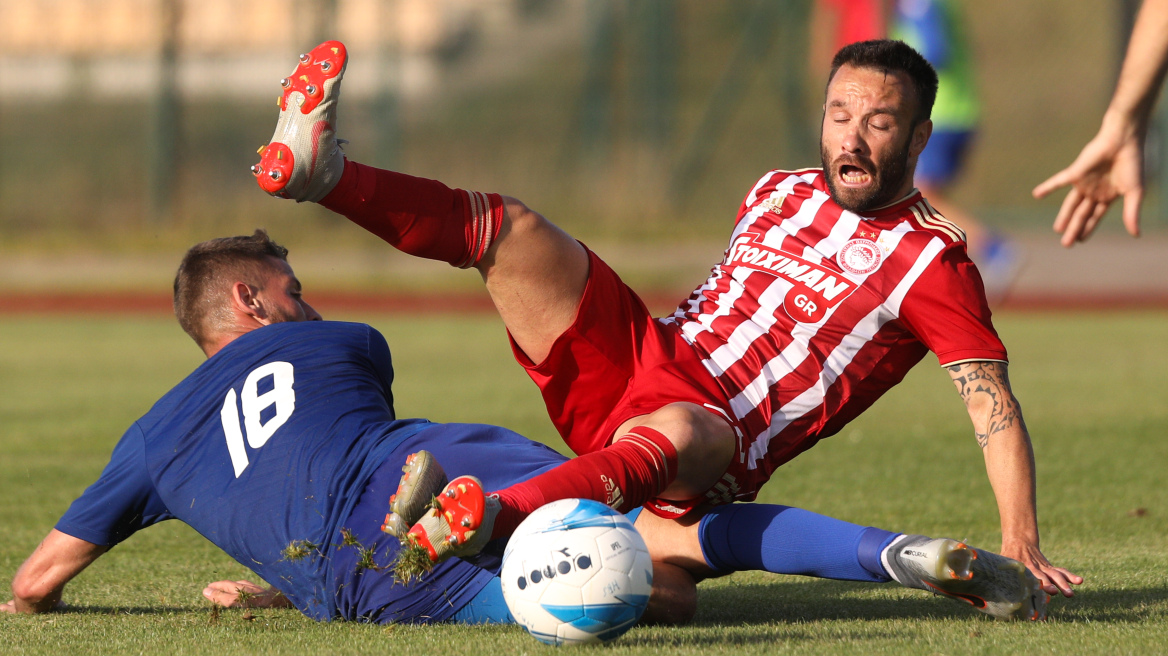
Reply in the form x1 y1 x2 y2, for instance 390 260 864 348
55 321 567 622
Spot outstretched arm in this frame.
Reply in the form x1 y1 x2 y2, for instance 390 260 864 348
2 529 108 614
1032 0 1168 246
946 361 1083 597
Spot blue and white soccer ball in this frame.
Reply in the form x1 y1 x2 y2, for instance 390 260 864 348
500 499 653 646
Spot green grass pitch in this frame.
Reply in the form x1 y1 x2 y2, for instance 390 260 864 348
1 312 1166 654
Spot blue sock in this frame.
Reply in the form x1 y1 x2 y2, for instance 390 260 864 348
698 504 898 582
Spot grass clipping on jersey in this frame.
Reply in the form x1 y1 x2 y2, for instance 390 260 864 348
388 495 442 584
281 539 321 562
391 541 435 585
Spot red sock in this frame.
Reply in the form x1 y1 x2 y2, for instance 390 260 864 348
319 159 503 268
490 427 679 539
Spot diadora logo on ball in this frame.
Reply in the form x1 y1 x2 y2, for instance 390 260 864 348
725 232 858 323
514 548 594 591
837 238 883 275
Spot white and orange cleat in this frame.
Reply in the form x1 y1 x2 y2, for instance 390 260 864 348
252 40 348 202
381 450 449 539
883 535 1050 621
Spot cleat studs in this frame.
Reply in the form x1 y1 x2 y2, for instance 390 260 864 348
277 96 282 106
447 535 460 545
321 61 332 72
299 53 311 64
280 77 290 88
256 145 265 154
276 150 283 160
389 494 397 503
460 517 472 527
305 84 318 96
269 170 282 181
250 164 263 175
445 489 456 498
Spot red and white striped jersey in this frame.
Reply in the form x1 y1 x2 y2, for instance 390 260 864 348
662 168 1007 485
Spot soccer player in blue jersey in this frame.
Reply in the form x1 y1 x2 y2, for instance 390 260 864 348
2 230 623 624
2 231 1049 623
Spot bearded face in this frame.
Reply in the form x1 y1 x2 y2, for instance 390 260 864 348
820 130 912 213
819 64 926 214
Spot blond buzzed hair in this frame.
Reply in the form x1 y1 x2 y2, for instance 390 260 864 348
173 229 289 348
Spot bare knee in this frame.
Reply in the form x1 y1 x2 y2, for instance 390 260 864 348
479 196 584 279
640 403 735 465
495 196 571 254
499 196 543 235
475 196 549 272
628 403 735 494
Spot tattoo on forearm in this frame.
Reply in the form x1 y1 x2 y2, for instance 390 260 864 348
946 362 1029 449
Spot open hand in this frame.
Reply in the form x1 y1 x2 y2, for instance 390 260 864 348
1033 118 1145 247
1001 539 1083 598
202 580 291 609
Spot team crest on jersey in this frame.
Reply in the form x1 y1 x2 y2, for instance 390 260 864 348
725 232 858 323
837 238 883 275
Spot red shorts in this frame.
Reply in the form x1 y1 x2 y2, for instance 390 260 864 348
509 248 757 517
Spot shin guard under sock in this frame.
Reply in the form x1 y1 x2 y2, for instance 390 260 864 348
490 427 679 539
320 160 503 268
698 503 898 582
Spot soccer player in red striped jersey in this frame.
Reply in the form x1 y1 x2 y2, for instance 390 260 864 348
254 39 1081 599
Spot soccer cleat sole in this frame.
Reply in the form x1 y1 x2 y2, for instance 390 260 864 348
920 540 1049 621
381 450 448 538
405 475 497 563
253 40 348 200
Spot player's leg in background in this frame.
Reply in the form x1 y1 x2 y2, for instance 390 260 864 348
253 40 589 363
634 504 1049 621
319 165 590 363
476 197 588 363
397 404 736 573
634 503 896 583
489 402 736 540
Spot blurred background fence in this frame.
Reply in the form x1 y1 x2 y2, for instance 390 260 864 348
0 0 1162 293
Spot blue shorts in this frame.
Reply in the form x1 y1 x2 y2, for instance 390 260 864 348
916 129 974 187
331 422 568 624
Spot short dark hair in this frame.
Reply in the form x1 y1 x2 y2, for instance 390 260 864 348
173 229 289 348
828 39 939 125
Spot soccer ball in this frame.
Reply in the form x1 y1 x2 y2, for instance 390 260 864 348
500 499 653 646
